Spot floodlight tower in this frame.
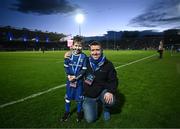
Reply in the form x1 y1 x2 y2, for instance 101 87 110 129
75 13 84 36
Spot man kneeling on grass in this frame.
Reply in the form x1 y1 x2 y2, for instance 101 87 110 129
83 41 118 123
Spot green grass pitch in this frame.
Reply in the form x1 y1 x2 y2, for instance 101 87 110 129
0 50 180 128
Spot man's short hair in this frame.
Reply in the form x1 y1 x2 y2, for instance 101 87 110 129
89 41 102 48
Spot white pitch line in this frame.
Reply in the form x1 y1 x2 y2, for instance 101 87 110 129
0 53 157 109
0 84 65 108
115 53 157 69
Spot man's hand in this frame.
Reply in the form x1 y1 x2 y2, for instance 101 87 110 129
64 51 72 58
104 92 113 104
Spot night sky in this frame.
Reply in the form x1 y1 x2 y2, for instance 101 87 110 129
0 0 180 36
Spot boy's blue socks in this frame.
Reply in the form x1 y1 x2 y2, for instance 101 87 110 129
65 102 70 112
77 101 82 112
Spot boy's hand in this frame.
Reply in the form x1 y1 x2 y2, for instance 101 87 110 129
68 75 76 81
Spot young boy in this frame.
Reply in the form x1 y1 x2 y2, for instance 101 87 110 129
61 36 87 122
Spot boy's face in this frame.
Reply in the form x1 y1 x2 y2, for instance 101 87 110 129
72 42 82 54
90 45 102 60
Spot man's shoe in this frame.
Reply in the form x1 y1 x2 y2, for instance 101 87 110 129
103 111 110 121
61 112 70 122
76 111 83 122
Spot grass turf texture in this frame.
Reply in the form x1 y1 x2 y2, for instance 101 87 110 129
0 50 180 128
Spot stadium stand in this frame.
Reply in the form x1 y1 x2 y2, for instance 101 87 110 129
0 26 179 51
